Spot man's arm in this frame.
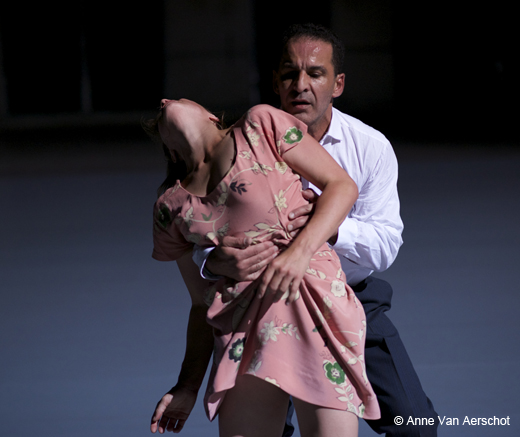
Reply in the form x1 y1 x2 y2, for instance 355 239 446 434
150 253 214 434
331 144 403 272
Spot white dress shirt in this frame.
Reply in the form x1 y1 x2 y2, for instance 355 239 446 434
192 107 403 286
304 107 403 285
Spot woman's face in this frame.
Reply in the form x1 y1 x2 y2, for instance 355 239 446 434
160 98 210 116
159 99 216 143
158 98 220 163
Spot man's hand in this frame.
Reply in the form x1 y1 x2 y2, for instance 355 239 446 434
150 386 198 434
287 189 318 237
205 236 279 282
288 189 338 244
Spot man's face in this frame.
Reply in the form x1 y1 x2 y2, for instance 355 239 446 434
274 38 344 138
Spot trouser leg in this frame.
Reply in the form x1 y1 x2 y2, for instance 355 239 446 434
355 277 438 437
282 399 295 437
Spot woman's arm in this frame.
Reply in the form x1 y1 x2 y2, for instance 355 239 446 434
258 134 358 302
151 252 214 434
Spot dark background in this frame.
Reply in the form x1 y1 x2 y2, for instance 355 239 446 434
0 0 517 143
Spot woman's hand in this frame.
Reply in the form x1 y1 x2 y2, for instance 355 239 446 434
150 386 198 434
257 245 310 304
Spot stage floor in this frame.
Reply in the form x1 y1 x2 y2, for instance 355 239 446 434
1 136 519 436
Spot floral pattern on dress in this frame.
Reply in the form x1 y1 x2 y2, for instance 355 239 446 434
283 127 304 144
265 377 281 387
228 337 246 362
245 350 262 376
230 180 249 195
152 104 379 422
331 280 347 297
275 161 288 174
324 361 346 385
155 204 173 231
323 359 366 416
274 190 288 212
246 126 261 146
216 182 229 207
252 161 273 175
259 316 301 345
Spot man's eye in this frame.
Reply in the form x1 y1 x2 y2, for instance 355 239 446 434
280 71 298 81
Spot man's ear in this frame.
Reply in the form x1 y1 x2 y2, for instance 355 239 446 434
332 73 345 99
209 115 220 123
272 70 280 95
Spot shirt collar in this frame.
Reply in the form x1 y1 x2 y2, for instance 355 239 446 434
320 107 342 146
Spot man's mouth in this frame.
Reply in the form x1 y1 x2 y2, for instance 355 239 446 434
290 100 311 110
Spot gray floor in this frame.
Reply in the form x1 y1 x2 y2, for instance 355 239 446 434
1 137 519 436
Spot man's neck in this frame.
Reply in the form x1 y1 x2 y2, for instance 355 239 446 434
307 105 333 142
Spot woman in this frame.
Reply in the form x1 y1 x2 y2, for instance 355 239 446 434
146 99 380 437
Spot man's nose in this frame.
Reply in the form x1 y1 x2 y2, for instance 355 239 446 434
294 71 309 93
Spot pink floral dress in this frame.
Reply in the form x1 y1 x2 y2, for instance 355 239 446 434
152 105 380 421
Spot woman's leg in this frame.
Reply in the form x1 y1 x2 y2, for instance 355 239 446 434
218 374 290 437
293 397 359 437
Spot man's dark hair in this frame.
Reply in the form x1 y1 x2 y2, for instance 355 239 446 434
279 23 345 75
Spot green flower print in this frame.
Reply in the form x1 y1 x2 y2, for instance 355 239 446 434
156 204 172 230
283 127 303 144
228 337 246 362
324 361 346 385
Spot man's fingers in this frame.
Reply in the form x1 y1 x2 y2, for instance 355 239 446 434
287 216 310 234
240 241 277 258
241 270 263 282
220 240 277 262
218 242 279 282
220 235 252 249
240 244 279 272
288 203 314 220
208 239 277 281
240 246 279 281
301 188 319 202
288 189 318 222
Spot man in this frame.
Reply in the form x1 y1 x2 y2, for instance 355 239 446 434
195 24 438 436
